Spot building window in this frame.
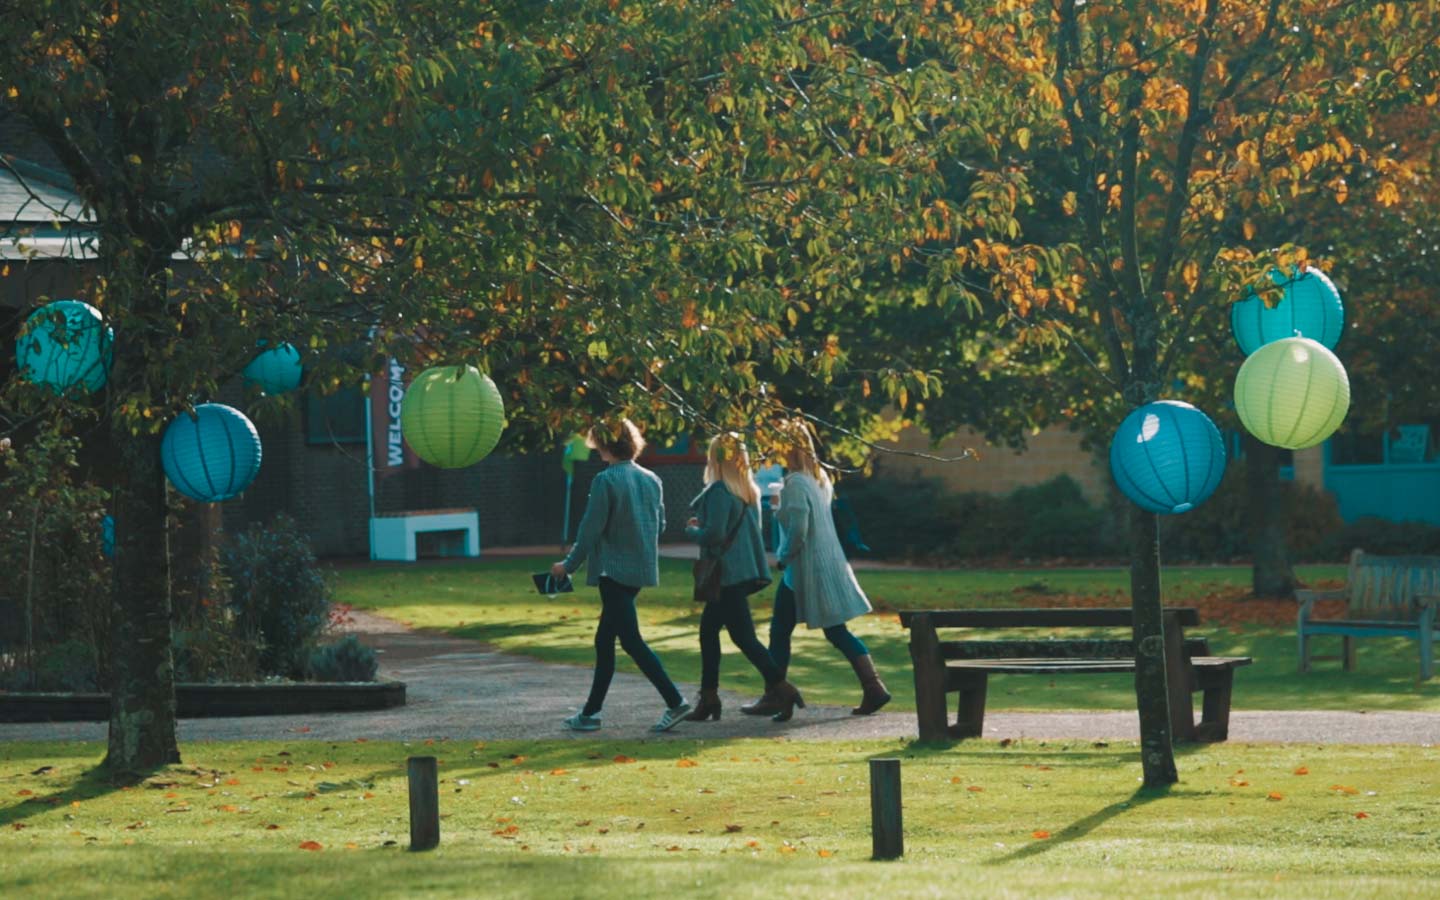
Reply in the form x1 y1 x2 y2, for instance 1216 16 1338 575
306 385 366 445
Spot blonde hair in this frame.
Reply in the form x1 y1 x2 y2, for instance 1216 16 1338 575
586 416 646 460
776 418 830 490
704 432 760 506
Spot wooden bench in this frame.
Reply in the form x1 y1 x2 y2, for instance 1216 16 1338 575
1296 549 1440 680
898 608 1252 743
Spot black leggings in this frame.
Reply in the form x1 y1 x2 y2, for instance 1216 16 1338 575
768 582 869 678
582 578 682 716
698 583 782 691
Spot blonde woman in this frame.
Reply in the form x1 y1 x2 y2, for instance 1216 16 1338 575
683 434 804 722
744 419 891 717
551 417 690 733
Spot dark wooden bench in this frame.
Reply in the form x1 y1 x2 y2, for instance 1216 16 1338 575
898 608 1252 743
1296 549 1439 680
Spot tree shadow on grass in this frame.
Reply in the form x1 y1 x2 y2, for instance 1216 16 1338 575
0 758 160 831
989 783 1175 864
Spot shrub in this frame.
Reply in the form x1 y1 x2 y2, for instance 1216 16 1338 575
1319 517 1440 558
1160 466 1344 562
306 635 379 683
836 470 960 560
1006 475 1114 559
0 639 99 693
222 514 333 679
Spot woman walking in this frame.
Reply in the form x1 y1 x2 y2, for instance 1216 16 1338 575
683 433 804 723
744 419 891 717
551 417 691 733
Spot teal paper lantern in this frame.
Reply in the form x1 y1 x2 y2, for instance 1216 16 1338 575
400 365 506 468
1109 401 1226 515
1230 267 1344 355
14 299 114 394
242 342 303 394
1234 337 1350 450
161 403 264 502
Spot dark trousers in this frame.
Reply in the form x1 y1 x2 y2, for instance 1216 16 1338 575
582 577 682 715
768 581 869 678
699 583 783 691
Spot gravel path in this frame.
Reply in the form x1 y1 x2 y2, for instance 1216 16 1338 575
3 609 1439 746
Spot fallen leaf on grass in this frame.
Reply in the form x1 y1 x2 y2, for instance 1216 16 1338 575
613 755 636 764
298 841 323 851
724 824 744 833
1355 812 1370 819
1267 792 1284 801
265 824 282 830
549 769 568 776
967 786 984 793
1032 831 1051 840
16 790 32 797
818 849 834 858
30 766 54 776
677 759 698 768
11 823 24 831
666 845 682 852
223 779 241 786
1331 785 1359 795
1293 767 1309 776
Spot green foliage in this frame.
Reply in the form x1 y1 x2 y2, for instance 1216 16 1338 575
842 472 1116 562
1320 517 1440 559
221 514 333 679
305 634 379 683
0 431 110 689
1160 468 1344 563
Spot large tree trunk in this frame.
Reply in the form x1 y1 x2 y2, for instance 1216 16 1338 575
1128 504 1178 787
1244 434 1296 597
104 427 180 772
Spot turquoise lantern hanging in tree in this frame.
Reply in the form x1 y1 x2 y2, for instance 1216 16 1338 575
242 342 303 394
14 299 114 394
1230 266 1344 355
1234 336 1350 450
1108 401 1227 515
400 365 507 468
160 403 264 502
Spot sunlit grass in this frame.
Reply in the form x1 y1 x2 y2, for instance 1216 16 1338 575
332 557 1440 713
2 739 1436 899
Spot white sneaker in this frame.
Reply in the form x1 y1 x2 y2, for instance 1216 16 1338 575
652 702 691 732
563 712 601 732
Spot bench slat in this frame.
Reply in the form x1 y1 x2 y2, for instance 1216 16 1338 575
899 607 1200 629
937 638 1212 660
943 656 1251 677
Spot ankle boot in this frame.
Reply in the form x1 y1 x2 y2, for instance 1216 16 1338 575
684 689 722 721
849 654 891 715
769 680 806 723
740 685 782 716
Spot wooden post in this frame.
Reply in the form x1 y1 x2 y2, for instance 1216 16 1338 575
869 758 903 860
407 756 440 851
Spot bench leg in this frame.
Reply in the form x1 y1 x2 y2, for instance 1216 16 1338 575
1420 608 1435 681
1193 668 1235 742
1297 628 1311 673
952 671 987 739
1343 636 1357 672
909 621 951 743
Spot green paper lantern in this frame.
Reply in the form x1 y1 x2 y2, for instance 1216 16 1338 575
15 299 114 394
1234 337 1350 450
400 365 506 468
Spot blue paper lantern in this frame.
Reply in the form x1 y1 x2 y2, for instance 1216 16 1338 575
242 342 303 394
14 299 114 394
1230 267 1344 355
1109 401 1226 515
160 403 263 502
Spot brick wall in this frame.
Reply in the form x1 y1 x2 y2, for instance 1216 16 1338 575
879 423 1110 503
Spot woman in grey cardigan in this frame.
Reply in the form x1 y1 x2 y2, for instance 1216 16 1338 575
745 419 891 717
550 418 691 733
682 434 804 723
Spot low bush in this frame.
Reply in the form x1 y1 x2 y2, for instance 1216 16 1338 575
1319 516 1440 558
306 634 379 682
1160 468 1344 562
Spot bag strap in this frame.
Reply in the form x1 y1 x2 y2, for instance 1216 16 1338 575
711 493 747 557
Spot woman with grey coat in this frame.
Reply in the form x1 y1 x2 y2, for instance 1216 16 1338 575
744 419 891 718
683 433 804 723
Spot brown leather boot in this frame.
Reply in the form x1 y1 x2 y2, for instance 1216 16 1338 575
849 654 891 715
684 688 722 721
769 680 806 723
740 685 782 716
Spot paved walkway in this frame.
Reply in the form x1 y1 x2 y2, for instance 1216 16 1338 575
4 609 1439 746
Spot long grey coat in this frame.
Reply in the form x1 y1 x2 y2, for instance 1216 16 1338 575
686 482 771 591
562 460 665 587
776 472 872 628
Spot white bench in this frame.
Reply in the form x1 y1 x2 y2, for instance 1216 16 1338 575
369 508 480 562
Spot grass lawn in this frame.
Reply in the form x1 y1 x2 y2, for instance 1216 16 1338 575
2 739 1436 899
333 557 1440 714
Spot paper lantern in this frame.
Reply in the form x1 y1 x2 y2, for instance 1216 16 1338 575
1234 337 1350 450
1230 268 1344 355
400 365 506 468
242 342 303 394
161 403 264 502
1109 401 1226 515
14 299 114 394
